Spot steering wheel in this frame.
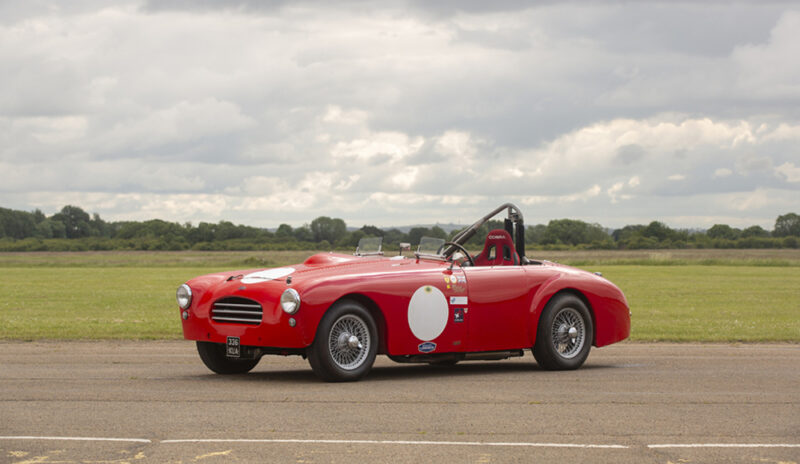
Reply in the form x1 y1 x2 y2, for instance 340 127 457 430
439 242 475 267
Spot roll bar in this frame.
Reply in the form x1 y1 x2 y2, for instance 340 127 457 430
444 203 526 260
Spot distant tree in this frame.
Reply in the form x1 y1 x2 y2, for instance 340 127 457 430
276 224 294 239
310 216 347 243
542 219 609 246
429 226 447 240
612 225 644 243
360 225 383 237
525 224 547 244
32 209 46 224
407 227 430 246
707 224 741 240
52 205 91 238
0 207 37 239
741 225 769 238
188 222 215 243
641 221 673 242
293 225 313 242
382 228 406 245
774 213 800 237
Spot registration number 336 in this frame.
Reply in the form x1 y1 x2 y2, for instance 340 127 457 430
226 336 240 358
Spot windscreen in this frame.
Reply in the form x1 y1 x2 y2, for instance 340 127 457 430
355 236 383 255
416 236 446 256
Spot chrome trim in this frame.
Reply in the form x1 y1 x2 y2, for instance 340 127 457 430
213 316 262 323
212 309 262 315
214 302 261 309
211 296 263 325
280 288 301 314
176 284 193 309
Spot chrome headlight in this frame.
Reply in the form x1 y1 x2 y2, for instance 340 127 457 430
176 284 192 309
280 288 301 314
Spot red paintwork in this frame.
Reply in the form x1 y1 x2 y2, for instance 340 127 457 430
180 252 630 355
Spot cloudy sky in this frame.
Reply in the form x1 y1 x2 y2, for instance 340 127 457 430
1 1 798 229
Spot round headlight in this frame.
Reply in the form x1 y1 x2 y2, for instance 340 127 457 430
176 284 192 309
280 288 301 314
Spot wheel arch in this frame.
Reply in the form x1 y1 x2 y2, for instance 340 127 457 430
530 287 597 348
330 293 388 355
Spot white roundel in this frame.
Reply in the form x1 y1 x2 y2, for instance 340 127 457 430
241 267 295 284
407 285 448 341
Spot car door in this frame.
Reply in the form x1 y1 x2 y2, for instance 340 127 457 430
461 265 531 352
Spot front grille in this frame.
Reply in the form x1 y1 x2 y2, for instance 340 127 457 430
211 297 262 325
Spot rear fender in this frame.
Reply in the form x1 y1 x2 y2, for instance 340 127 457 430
526 276 595 347
527 275 630 348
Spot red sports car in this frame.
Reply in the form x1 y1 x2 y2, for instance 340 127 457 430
177 204 630 381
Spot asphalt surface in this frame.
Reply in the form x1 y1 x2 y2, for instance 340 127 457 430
0 341 798 463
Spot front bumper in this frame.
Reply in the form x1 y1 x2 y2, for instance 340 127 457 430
180 287 312 349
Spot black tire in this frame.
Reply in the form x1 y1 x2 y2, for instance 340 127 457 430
196 341 260 374
533 294 593 370
307 300 378 382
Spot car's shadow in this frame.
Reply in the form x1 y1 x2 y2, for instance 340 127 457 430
184 359 620 384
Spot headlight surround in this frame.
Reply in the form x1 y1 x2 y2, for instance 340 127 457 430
280 288 301 314
176 284 192 309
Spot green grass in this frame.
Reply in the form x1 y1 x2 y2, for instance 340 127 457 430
0 250 798 342
600 266 800 342
0 267 208 340
1 248 799 268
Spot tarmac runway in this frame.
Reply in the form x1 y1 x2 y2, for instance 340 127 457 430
0 341 798 463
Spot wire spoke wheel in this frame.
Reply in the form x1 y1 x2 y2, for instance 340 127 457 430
533 294 593 370
328 314 371 370
309 300 378 381
550 307 586 359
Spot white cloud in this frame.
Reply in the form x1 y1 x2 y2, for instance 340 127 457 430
1 2 799 230
331 131 424 162
391 167 419 190
776 162 800 183
714 168 733 178
520 184 601 206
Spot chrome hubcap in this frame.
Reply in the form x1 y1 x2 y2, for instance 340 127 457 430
551 307 586 359
337 333 362 350
329 315 370 370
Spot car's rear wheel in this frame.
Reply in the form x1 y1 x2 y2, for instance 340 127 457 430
308 300 378 382
533 294 593 370
196 341 260 374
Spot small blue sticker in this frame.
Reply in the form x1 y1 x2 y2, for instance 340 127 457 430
418 341 437 353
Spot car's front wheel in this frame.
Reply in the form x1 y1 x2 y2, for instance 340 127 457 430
308 300 378 382
196 341 260 374
533 294 593 370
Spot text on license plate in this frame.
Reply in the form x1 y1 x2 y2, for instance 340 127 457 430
226 336 240 358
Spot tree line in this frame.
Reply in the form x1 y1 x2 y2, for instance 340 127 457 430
0 205 798 252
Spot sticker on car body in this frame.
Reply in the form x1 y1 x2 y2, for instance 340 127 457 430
418 341 437 353
449 296 468 305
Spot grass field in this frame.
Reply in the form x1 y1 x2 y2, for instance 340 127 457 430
0 250 798 342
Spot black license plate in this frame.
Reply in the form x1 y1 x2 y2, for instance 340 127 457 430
226 336 240 358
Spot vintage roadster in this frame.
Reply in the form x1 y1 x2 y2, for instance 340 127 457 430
176 203 630 381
